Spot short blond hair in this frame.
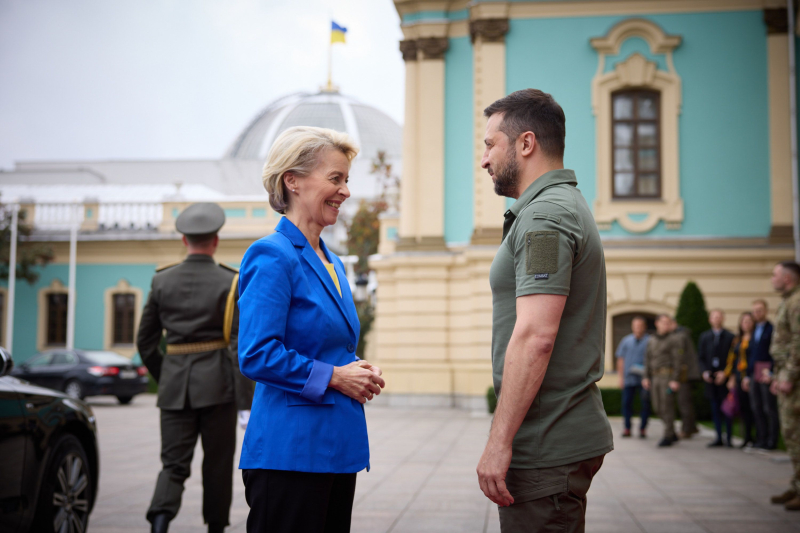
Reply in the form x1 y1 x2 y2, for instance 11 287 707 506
262 126 359 214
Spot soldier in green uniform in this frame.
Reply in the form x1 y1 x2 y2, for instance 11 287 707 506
137 203 254 533
643 315 682 447
671 317 700 438
768 261 800 510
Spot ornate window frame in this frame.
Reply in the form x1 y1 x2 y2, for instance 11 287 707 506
37 279 69 352
104 279 143 358
591 18 683 233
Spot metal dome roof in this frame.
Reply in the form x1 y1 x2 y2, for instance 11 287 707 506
225 91 402 162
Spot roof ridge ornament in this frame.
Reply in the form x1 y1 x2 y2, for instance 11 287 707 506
590 18 681 56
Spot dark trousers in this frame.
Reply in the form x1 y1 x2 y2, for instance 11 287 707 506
622 385 650 431
147 401 237 526
736 376 755 443
498 455 605 533
751 381 780 447
242 469 357 533
707 383 733 443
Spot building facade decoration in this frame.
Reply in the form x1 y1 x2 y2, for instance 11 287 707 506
591 18 684 233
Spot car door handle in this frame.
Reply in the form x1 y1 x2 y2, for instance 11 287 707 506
25 403 34 410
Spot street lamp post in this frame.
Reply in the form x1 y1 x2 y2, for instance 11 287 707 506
5 203 19 353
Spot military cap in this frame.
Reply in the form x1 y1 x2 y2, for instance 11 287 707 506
175 203 225 236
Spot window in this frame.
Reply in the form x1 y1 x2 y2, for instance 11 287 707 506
112 293 136 345
612 90 661 198
51 352 78 365
26 353 53 367
47 294 68 346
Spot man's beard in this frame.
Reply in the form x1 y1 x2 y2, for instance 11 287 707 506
492 145 520 197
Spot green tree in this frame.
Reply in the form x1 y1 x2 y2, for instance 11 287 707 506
346 200 386 277
0 204 53 284
674 281 710 347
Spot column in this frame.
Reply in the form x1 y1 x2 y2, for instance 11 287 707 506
470 18 509 245
765 8 794 243
397 39 419 250
415 37 449 250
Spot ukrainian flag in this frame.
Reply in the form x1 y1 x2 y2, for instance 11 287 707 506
331 21 347 44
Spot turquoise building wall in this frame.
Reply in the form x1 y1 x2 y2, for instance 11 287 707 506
444 36 474 244
440 9 773 241
4 263 156 363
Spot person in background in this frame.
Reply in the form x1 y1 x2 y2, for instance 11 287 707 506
643 315 682 447
616 316 651 438
749 299 778 450
137 203 254 533
768 261 800 511
698 309 735 447
671 317 700 439
725 312 756 448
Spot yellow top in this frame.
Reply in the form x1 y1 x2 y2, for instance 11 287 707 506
325 263 342 297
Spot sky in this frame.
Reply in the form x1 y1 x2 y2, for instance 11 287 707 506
0 0 405 169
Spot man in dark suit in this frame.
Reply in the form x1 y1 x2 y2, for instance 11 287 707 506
137 203 254 533
698 309 735 447
747 299 779 449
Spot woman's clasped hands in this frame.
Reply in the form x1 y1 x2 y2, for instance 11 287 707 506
329 360 385 404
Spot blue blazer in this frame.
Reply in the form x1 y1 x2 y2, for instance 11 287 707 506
237 217 368 473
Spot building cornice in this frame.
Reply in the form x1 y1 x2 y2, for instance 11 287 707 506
469 18 510 44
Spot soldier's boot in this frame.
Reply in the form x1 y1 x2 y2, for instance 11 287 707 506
208 523 225 533
771 490 797 504
785 496 800 511
151 513 171 533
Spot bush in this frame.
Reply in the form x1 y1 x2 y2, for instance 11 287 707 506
675 281 710 347
487 387 497 414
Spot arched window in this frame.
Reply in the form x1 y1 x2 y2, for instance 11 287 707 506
612 89 661 198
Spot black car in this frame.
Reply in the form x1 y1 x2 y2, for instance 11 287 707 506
0 347 99 533
11 349 149 404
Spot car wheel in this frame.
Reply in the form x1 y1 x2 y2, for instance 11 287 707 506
64 380 84 400
116 395 133 405
31 434 93 533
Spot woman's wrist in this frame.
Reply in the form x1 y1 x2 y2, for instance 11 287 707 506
329 366 341 390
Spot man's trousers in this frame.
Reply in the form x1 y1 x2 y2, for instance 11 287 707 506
651 375 676 440
677 381 697 435
751 381 780 448
146 401 237 526
778 387 800 493
498 455 605 533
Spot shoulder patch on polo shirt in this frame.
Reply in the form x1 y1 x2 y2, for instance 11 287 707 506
526 231 559 276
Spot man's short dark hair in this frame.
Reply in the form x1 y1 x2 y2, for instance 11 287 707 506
778 261 800 281
752 298 768 309
631 315 647 324
186 232 217 246
484 89 566 160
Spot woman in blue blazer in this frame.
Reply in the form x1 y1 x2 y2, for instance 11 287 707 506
238 126 385 533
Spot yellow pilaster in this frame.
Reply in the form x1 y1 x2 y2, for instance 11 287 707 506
398 40 419 249
767 24 793 243
469 12 510 245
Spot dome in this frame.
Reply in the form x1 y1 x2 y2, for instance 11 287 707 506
225 91 402 163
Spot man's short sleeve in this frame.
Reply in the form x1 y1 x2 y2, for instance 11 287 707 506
510 203 579 298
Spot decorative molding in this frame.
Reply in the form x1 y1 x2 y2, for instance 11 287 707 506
591 19 684 233
37 278 68 352
417 37 449 60
764 8 788 34
469 18 509 44
399 39 418 61
590 18 682 55
769 224 794 245
508 0 786 20
103 279 143 358
395 236 448 252
470 227 503 246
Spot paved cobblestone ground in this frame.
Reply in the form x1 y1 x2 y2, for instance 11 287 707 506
86 394 800 533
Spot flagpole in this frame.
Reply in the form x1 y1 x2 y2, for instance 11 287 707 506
327 37 333 92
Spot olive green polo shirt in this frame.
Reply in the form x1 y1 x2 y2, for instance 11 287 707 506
489 169 613 469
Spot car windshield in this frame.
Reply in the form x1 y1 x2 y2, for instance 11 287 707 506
82 351 133 366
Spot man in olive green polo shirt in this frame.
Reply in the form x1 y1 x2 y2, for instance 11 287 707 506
476 89 613 533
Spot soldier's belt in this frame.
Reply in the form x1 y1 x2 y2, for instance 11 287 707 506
166 339 228 355
655 367 674 377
